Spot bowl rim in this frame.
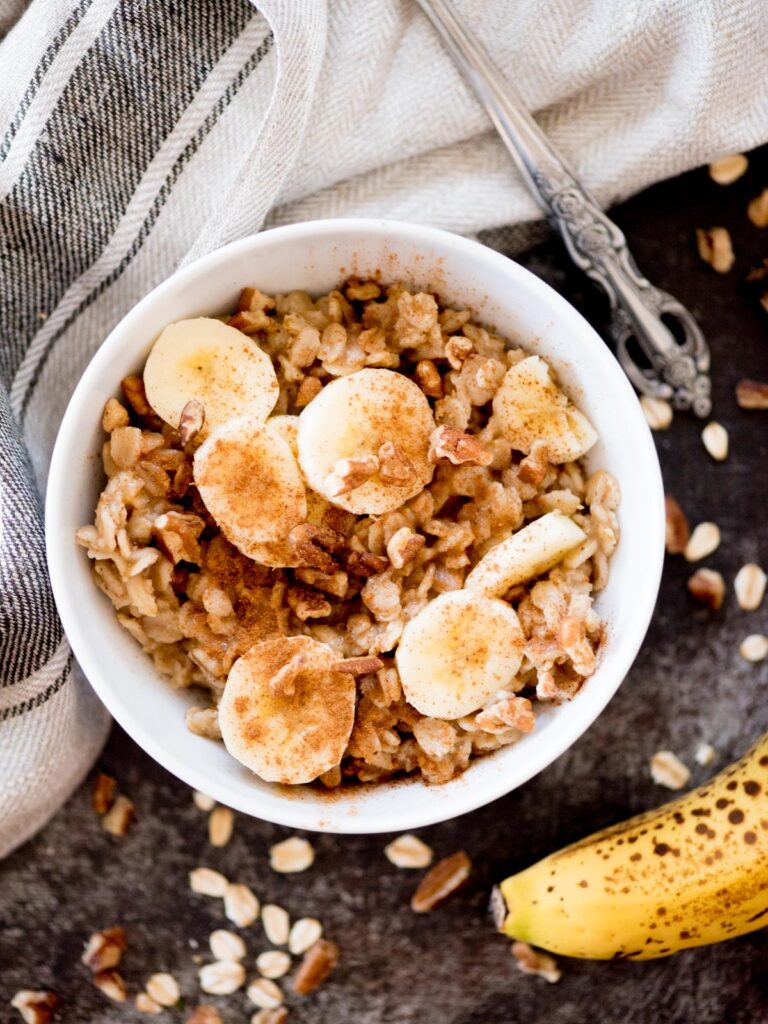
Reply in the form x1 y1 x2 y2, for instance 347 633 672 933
45 217 665 833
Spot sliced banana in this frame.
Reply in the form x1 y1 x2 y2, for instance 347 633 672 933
396 590 525 719
465 511 586 598
144 317 279 434
297 368 435 515
219 635 355 784
194 416 307 565
268 414 300 458
492 355 597 463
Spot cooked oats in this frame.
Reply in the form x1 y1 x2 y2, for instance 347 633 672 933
78 280 619 788
269 836 314 873
288 918 323 956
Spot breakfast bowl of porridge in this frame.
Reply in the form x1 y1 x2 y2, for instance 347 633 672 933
46 219 664 832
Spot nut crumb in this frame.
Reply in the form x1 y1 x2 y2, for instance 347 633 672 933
208 805 234 847
511 941 562 983
82 926 127 973
734 562 766 611
102 795 135 836
739 633 768 662
292 939 339 995
269 836 315 873
640 395 673 431
429 425 492 466
708 153 748 185
684 522 720 562
10 991 58 1024
701 421 728 461
190 867 229 897
736 378 768 409
695 227 735 273
411 851 471 912
384 834 434 869
694 741 716 766
91 773 116 815
664 495 689 555
650 750 691 790
687 568 725 610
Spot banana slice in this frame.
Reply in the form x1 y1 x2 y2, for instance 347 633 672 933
396 590 525 719
219 635 355 784
297 368 435 515
268 414 300 458
144 317 279 434
465 511 586 597
194 416 307 565
492 356 597 463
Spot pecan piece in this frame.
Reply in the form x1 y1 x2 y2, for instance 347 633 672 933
377 441 416 486
10 991 58 1024
102 795 135 837
228 309 271 333
664 495 689 555
152 511 205 565
236 286 275 313
179 399 205 446
82 926 127 973
428 425 492 466
411 850 471 912
289 522 344 574
518 440 550 485
324 454 380 496
292 939 339 995
345 550 390 576
687 568 725 610
185 1008 224 1024
286 586 332 621
121 375 161 426
333 655 384 675
295 375 322 407
91 772 116 815
695 227 735 273
414 359 443 398
736 377 768 409
93 970 127 1003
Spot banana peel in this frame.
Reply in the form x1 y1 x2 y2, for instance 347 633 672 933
493 733 768 960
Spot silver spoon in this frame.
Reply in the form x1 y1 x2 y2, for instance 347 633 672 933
415 0 712 416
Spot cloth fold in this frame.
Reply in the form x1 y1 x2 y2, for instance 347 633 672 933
1 0 767 857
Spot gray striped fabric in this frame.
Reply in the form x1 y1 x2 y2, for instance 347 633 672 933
1 0 766 858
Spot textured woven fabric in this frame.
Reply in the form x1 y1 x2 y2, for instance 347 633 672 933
1 0 767 858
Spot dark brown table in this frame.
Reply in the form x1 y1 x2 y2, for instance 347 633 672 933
3 148 767 1024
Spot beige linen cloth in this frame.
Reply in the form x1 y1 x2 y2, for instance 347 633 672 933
1 0 766 858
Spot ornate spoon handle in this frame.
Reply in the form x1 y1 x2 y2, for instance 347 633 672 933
415 0 712 416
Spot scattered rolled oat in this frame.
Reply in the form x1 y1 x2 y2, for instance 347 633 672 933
146 973 180 1007
695 227 735 273
384 834 434 869
288 918 323 956
136 992 163 1014
701 421 728 461
694 741 716 766
410 850 471 913
687 568 725 610
650 750 691 790
684 522 720 562
102 794 135 836
190 867 229 898
198 960 245 995
735 377 768 409
10 991 58 1024
251 1009 288 1024
256 950 292 980
224 883 260 928
209 929 247 962
262 904 290 946
186 1007 223 1024
93 969 127 1003
92 772 116 815
208 806 234 847
269 836 315 874
193 791 216 812
81 926 126 973
247 978 284 1009
734 562 767 611
747 188 768 227
739 633 768 662
511 941 562 984
639 395 673 431
292 939 339 996
664 496 689 555
708 153 748 185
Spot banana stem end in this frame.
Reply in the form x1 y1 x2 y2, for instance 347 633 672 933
490 885 508 933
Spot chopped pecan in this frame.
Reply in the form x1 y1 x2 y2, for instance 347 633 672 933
414 359 443 398
93 970 127 1003
321 506 356 537
286 586 332 621
687 568 725 610
736 377 768 409
324 454 380 496
10 990 58 1024
345 550 390 576
152 511 205 565
82 926 127 973
429 425 493 466
411 850 471 912
292 939 339 995
695 227 735 273
664 495 689 555
91 772 116 815
179 399 205 446
102 795 135 837
289 522 344 574
747 188 768 228
334 655 384 675
377 441 416 486
511 941 561 983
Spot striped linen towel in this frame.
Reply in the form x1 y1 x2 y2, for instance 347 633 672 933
1 0 766 858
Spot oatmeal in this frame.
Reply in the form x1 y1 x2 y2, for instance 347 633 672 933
76 279 619 787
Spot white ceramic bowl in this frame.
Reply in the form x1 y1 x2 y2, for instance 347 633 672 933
46 218 664 834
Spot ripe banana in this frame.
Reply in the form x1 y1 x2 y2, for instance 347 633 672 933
297 368 435 515
144 317 279 434
194 415 307 566
396 589 525 718
494 733 768 959
220 635 356 784
492 355 597 462
465 511 586 598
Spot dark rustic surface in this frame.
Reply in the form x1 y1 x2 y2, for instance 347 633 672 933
3 149 768 1024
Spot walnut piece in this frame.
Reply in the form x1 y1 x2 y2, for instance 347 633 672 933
664 495 689 555
292 939 339 995
410 850 471 912
695 227 735 273
152 511 205 565
82 926 127 973
414 359 443 398
345 549 390 576
289 522 344 574
377 441 416 486
333 655 384 675
475 696 535 734
324 454 380 496
179 399 205 446
91 772 116 815
687 568 725 610
429 425 492 466
10 990 58 1024
444 335 473 369
736 378 768 409
236 286 275 314
102 795 135 836
286 586 332 621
